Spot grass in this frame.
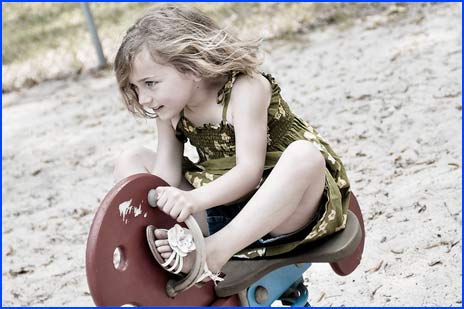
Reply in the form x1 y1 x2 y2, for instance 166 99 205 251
2 2 398 93
2 3 149 65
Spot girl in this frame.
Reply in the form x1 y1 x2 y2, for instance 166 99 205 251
113 4 350 283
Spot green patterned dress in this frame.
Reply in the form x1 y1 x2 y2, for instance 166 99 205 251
176 71 351 258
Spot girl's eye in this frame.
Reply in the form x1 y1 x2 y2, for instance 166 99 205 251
145 81 157 87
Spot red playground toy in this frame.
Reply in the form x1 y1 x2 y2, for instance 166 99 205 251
86 173 365 306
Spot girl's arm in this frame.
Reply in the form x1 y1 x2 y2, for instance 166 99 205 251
152 117 184 187
191 74 271 210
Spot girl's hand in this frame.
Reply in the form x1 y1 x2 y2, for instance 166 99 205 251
155 186 199 222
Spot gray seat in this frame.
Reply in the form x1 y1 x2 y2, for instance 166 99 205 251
215 211 362 297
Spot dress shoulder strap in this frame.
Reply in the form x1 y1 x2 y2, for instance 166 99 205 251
217 71 241 123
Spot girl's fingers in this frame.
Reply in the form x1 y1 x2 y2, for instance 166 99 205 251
162 198 175 214
156 188 167 208
154 187 188 221
169 206 181 221
178 208 190 223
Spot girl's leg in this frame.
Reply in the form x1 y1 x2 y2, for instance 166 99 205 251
205 140 326 271
155 140 326 274
113 146 209 236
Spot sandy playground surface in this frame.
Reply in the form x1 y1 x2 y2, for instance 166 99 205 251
2 3 462 306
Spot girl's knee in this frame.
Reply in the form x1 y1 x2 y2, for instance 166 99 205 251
113 146 157 181
117 146 154 162
116 146 152 166
283 140 325 175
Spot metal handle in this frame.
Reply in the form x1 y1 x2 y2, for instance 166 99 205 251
147 189 158 207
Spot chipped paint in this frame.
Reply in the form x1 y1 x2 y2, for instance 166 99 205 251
134 204 142 217
118 200 150 224
118 199 133 224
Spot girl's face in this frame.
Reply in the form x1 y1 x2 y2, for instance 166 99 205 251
129 47 197 120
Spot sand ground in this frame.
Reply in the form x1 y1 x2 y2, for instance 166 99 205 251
2 3 462 306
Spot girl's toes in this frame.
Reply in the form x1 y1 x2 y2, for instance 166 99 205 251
155 239 169 247
155 229 168 239
161 252 172 259
157 244 172 254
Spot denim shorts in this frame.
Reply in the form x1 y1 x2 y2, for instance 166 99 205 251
206 200 325 248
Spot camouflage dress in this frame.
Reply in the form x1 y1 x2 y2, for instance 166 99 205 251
176 71 351 258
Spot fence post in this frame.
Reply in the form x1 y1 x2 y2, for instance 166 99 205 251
80 2 107 68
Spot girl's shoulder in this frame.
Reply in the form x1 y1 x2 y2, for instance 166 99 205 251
232 72 271 95
230 73 272 104
227 72 272 119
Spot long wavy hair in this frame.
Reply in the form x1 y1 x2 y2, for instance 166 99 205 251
114 4 262 118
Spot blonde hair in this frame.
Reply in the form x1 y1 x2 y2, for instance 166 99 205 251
114 4 262 118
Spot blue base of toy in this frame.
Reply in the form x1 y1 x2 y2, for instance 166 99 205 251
246 263 311 307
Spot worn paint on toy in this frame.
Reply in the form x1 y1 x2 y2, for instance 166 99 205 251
118 199 132 224
118 200 148 224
